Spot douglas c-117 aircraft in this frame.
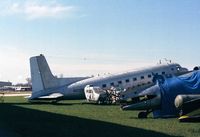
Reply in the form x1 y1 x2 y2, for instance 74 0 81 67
28 54 188 102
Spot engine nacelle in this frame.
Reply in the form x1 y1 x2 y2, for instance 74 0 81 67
175 94 200 115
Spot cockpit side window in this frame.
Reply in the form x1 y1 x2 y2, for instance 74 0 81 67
176 65 181 71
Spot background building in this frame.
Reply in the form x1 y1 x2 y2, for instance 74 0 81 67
0 81 12 87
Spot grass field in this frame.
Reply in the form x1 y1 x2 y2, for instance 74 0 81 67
0 97 199 137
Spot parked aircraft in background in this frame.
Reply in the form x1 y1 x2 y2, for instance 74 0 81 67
175 94 200 122
121 70 200 119
28 54 188 103
175 94 200 115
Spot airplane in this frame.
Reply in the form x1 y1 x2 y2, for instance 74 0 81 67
121 70 200 119
175 94 200 122
174 72 200 122
175 94 200 116
28 54 188 103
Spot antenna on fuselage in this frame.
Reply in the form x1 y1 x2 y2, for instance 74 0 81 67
158 58 172 65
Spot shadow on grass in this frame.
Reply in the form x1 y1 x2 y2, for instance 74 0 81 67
4 101 118 106
0 103 180 137
2 102 75 106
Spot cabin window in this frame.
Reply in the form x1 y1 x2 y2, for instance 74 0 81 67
102 84 107 88
147 81 151 84
162 72 165 75
133 78 137 81
125 79 130 83
137 84 141 87
148 74 151 78
171 68 174 71
110 82 114 86
141 76 144 79
118 81 122 84
142 83 145 85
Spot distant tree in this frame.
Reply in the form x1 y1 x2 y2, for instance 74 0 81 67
26 78 32 86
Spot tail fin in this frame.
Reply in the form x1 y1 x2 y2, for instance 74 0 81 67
30 54 59 93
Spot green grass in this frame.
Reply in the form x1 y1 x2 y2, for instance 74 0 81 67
0 97 200 137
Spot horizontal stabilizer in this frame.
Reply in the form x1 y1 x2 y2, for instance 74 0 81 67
29 93 64 101
38 93 64 99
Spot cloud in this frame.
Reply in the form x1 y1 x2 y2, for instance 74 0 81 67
0 1 78 20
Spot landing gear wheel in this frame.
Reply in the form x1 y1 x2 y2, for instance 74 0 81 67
51 100 58 104
138 112 147 118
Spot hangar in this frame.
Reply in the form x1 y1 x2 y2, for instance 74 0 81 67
0 81 12 87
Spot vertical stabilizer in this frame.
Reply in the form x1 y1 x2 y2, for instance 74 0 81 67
30 54 59 93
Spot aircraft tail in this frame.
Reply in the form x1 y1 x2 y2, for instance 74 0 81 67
30 54 60 93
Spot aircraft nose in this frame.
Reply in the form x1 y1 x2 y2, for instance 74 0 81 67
174 95 184 108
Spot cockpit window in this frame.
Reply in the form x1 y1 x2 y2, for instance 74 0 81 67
176 66 181 71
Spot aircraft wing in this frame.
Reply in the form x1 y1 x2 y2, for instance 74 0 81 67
28 92 64 102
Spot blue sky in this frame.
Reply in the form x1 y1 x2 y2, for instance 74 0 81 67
0 0 200 83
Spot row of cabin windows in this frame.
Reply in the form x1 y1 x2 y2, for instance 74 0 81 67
101 71 170 88
102 81 152 88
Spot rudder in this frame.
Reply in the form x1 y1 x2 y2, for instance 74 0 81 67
30 54 59 93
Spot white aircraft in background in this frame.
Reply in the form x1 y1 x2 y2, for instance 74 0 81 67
28 54 188 102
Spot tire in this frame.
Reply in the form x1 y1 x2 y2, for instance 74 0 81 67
138 112 147 118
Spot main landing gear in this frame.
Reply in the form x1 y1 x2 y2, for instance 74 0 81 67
138 110 152 118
